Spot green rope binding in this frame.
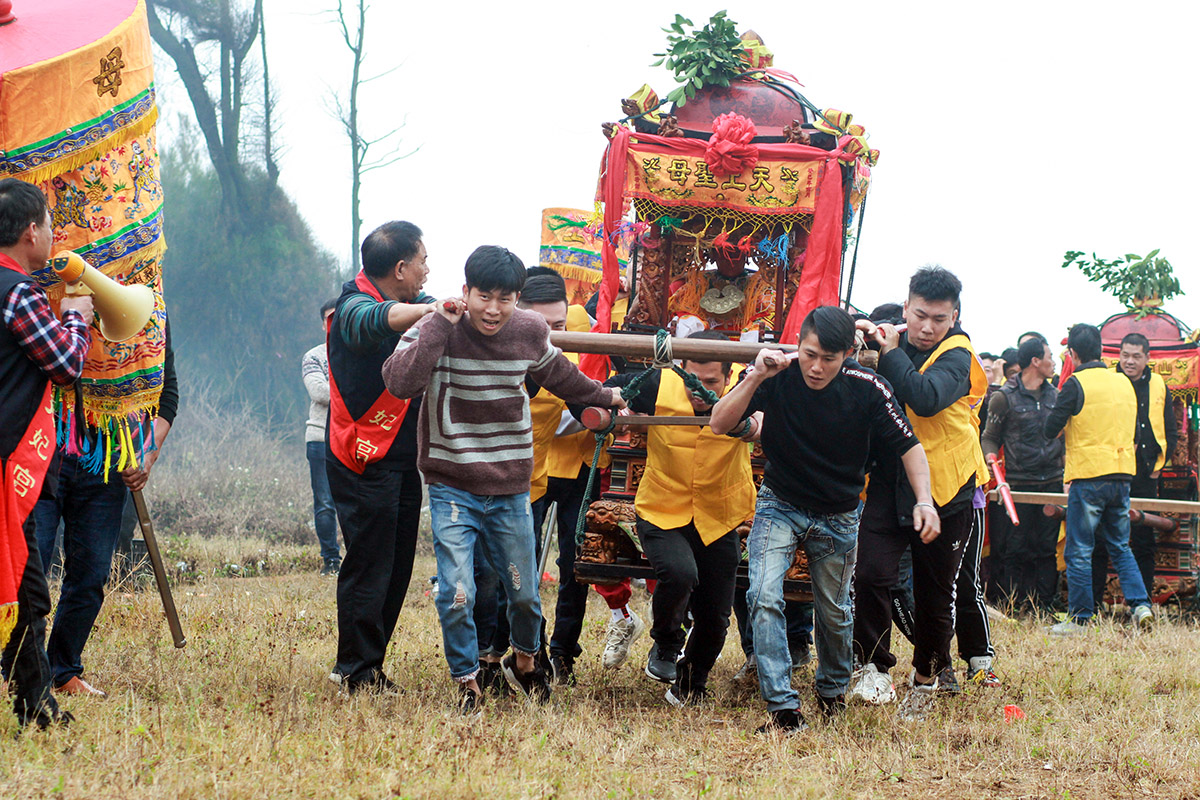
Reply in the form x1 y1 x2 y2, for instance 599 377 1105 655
573 330 721 546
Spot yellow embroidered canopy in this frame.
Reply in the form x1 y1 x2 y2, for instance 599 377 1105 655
1 0 166 469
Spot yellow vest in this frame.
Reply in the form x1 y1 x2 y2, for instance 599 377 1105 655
529 389 565 502
546 349 611 479
634 368 756 544
905 335 990 507
1146 371 1169 473
1065 367 1136 481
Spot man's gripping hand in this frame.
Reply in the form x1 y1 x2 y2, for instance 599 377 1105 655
60 295 95 326
436 297 465 323
608 390 628 411
752 348 794 380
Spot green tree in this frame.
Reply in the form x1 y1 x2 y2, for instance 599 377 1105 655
161 125 339 429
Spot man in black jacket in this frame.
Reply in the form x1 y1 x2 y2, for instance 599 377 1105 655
850 267 991 722
981 336 1064 612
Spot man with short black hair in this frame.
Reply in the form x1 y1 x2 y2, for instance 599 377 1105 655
1044 324 1151 634
383 245 624 713
592 329 759 706
850 266 991 722
712 306 935 735
1090 332 1176 607
982 336 1064 611
326 221 437 694
0 178 92 728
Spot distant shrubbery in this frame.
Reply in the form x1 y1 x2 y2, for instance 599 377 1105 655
160 132 342 433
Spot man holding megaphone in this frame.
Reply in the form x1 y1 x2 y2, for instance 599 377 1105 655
0 178 93 728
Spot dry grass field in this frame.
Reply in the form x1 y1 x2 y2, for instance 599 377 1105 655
3 404 1199 799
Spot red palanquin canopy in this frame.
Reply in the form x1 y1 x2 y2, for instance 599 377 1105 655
585 125 864 378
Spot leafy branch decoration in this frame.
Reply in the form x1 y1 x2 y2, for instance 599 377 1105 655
1062 249 1183 316
651 11 745 108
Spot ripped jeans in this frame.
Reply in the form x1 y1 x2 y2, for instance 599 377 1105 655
428 483 543 680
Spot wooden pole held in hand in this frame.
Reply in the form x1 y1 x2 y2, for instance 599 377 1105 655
549 331 794 363
130 489 187 648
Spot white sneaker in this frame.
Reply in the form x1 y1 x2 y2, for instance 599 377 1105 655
1048 619 1088 636
848 663 896 705
896 671 938 722
1132 604 1153 632
602 611 645 669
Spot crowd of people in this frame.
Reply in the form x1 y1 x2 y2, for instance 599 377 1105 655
0 180 1173 734
292 217 1174 735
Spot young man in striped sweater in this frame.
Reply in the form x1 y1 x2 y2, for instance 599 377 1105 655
382 246 624 714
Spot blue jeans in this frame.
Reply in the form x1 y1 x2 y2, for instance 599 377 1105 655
1064 478 1148 621
33 453 128 687
305 441 339 562
428 484 542 680
746 487 859 709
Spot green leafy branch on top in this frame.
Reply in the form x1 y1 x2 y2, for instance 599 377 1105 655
1061 249 1183 316
651 11 745 108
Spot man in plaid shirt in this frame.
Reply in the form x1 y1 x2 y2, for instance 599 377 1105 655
0 178 92 728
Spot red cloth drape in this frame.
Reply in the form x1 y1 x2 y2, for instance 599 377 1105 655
580 126 631 380
585 128 852 363
780 154 845 343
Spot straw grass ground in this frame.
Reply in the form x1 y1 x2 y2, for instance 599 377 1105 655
3 406 1199 798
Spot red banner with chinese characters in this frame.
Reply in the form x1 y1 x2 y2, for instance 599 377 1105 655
1 383 55 649
625 148 823 215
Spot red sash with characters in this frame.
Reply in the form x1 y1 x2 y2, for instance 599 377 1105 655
326 271 412 473
1 383 55 648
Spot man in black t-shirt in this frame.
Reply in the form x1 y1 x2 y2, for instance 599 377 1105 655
711 306 938 735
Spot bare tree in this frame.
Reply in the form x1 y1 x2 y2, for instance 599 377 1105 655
147 0 266 221
333 0 417 272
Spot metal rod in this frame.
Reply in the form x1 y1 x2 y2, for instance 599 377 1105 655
130 489 186 648
550 331 794 363
537 502 556 585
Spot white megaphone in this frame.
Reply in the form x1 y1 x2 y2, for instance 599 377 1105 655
51 251 154 342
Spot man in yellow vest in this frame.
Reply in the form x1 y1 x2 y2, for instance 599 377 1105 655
1044 324 1153 634
849 267 990 722
596 330 759 706
1090 332 1177 607
712 307 936 735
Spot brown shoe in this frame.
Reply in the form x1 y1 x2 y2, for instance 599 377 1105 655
56 676 107 698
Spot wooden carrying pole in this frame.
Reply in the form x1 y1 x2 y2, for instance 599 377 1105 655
130 489 187 648
580 407 710 430
988 490 1200 517
549 331 794 363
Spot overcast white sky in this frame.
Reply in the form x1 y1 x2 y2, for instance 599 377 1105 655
156 0 1198 352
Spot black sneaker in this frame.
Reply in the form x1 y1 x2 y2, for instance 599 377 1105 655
550 654 576 687
477 661 512 697
936 665 961 695
500 653 551 703
816 693 847 720
346 671 400 697
320 557 341 576
645 643 679 684
755 707 808 735
790 644 813 671
458 685 483 718
665 684 709 707
666 660 707 707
